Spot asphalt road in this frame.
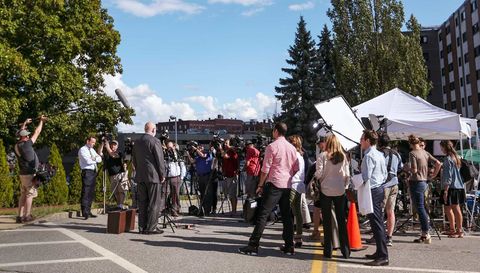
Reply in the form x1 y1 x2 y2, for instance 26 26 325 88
1 211 479 273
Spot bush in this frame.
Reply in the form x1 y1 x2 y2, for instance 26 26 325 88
42 144 68 205
0 139 14 208
12 160 21 207
95 163 111 202
68 160 82 204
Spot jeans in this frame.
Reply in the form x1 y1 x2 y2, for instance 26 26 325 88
410 181 429 233
248 183 293 248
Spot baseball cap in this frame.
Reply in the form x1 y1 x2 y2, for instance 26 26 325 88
111 140 119 145
245 140 253 145
316 136 326 144
18 130 31 137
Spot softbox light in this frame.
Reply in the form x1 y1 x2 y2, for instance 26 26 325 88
314 96 365 151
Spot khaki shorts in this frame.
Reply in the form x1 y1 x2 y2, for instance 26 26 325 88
383 184 398 212
223 176 238 198
20 175 38 198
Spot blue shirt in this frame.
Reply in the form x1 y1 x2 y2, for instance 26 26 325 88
441 156 464 189
361 146 387 189
380 148 403 188
195 151 213 175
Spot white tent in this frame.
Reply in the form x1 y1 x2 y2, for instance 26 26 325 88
353 88 473 140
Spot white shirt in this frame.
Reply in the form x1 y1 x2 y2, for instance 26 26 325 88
291 152 305 193
78 145 102 170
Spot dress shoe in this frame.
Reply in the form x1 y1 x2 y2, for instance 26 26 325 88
88 213 97 218
365 253 378 260
144 229 164 235
365 259 389 266
280 245 295 255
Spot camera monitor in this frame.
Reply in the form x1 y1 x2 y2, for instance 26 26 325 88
314 96 365 151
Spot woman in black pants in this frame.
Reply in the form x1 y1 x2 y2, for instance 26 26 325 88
314 135 350 259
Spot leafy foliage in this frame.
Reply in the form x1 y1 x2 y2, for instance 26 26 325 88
42 144 68 205
0 0 134 152
0 139 14 207
68 159 82 205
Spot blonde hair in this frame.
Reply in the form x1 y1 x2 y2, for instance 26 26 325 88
326 135 345 164
288 135 304 155
440 140 461 168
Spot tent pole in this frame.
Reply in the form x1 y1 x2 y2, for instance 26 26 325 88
460 132 464 157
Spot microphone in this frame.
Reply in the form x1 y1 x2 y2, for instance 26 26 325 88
115 88 130 108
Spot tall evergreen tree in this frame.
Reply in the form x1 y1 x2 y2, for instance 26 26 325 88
328 0 431 105
68 159 82 205
42 144 68 205
0 139 14 208
275 16 318 146
312 25 337 103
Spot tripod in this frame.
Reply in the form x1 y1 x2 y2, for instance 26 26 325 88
159 179 177 233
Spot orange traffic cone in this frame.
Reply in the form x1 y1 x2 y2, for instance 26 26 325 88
347 202 367 251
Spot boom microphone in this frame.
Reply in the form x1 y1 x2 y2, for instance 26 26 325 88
115 88 130 108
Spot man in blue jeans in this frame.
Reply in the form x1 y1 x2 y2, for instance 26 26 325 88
360 130 389 266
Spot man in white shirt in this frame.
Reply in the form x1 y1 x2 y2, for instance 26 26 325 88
78 136 102 220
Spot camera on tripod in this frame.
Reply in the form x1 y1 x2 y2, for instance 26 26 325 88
159 130 169 145
211 132 225 152
229 135 245 154
123 137 134 161
254 133 269 155
186 140 199 158
33 163 57 188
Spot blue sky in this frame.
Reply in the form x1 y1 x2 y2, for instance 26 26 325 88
101 0 464 132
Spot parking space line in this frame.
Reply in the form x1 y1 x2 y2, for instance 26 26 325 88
310 242 323 273
0 241 77 248
57 228 148 273
338 263 479 273
327 250 337 273
0 257 109 267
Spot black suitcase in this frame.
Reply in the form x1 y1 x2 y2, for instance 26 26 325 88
243 197 261 224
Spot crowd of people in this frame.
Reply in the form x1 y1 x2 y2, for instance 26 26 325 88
12 118 469 266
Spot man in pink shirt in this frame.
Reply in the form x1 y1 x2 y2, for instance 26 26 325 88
239 122 299 256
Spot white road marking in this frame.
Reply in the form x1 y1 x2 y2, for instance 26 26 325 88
338 263 479 273
57 228 148 273
1 228 64 232
0 257 109 267
0 241 77 248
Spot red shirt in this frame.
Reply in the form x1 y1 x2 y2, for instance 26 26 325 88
245 146 260 176
261 136 299 189
222 148 239 178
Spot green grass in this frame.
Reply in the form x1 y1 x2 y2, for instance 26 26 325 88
0 204 79 218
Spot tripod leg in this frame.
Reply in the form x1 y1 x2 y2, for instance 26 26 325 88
394 214 413 234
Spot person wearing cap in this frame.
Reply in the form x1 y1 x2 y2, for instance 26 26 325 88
14 115 47 223
99 138 128 210
244 140 260 198
310 136 327 240
78 136 103 220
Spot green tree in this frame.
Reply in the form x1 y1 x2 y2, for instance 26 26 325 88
68 159 82 204
12 160 21 207
312 25 337 103
275 16 318 146
0 139 14 207
95 163 111 203
327 0 430 105
41 144 68 205
0 1 134 151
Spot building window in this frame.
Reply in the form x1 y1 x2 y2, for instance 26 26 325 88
447 44 452 53
456 17 459 26
451 101 456 109
450 82 455 90
457 37 461 45
446 25 451 34
473 23 479 34
467 74 471 84
461 10 466 21
475 46 480 57
468 95 472 105
445 103 448 109
461 77 464 86
476 69 480 80
423 53 429 61
439 32 443 41
463 32 467 42
421 36 428 44
462 98 465 107
472 1 478 12
428 69 431 80
459 57 463 66
449 62 454 72
465 53 469 63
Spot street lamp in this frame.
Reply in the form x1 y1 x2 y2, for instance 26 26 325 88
169 115 177 144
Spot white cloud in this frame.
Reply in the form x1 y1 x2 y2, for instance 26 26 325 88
103 74 279 132
208 0 272 6
288 1 315 11
115 0 205 17
241 7 265 16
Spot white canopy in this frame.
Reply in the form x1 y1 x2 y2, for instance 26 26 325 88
353 88 472 140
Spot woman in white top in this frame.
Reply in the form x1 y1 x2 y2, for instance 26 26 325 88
315 134 350 259
288 135 306 248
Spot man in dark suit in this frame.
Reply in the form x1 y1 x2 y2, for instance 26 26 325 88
132 122 166 235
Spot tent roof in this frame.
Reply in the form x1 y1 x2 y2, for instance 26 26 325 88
353 88 470 140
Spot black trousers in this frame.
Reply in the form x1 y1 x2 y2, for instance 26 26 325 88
137 181 162 232
248 183 293 248
320 192 350 257
198 173 214 214
368 186 389 260
81 169 97 216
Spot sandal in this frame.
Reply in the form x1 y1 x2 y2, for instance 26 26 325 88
455 230 464 238
447 229 457 238
413 234 431 244
310 230 321 241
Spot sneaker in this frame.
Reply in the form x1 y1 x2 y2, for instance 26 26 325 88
238 245 258 256
413 234 431 244
280 245 295 255
15 216 22 224
386 236 393 247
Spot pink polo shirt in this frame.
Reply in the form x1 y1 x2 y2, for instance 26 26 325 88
261 136 299 189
